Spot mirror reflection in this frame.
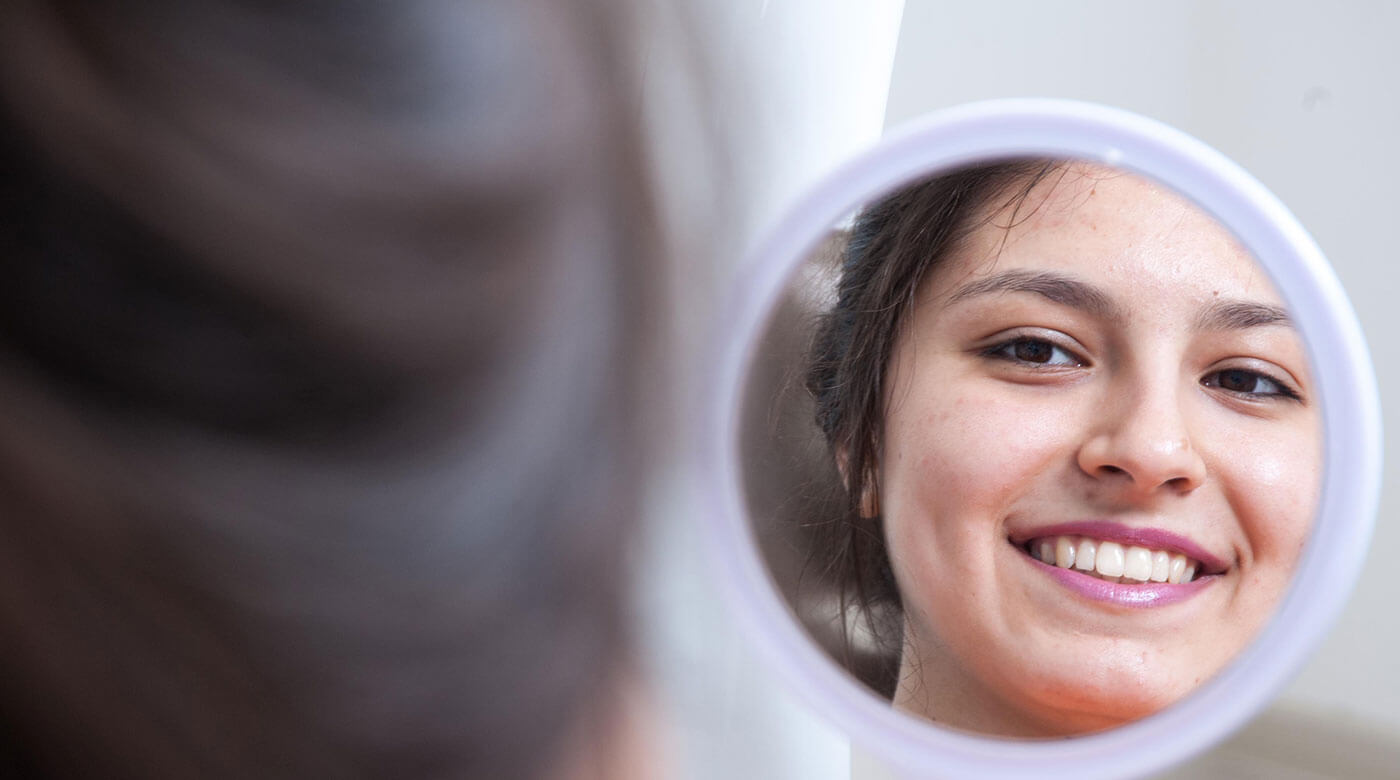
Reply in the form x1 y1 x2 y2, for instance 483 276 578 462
742 159 1321 738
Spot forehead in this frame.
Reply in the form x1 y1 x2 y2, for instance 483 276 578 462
926 164 1282 309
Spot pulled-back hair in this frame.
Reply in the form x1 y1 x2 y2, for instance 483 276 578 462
804 159 1062 695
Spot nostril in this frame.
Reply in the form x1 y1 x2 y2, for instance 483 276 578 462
1101 465 1126 476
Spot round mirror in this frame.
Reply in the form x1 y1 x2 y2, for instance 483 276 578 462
706 100 1381 778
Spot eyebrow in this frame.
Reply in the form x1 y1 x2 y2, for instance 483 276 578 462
1194 300 1293 331
945 269 1294 332
945 270 1118 318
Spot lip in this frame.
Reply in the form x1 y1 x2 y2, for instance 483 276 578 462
1008 520 1231 575
1021 552 1215 608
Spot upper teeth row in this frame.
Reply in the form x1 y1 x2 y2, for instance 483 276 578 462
1029 535 1199 584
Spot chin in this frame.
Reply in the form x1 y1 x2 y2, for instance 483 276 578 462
1020 686 1172 736
1009 654 1205 736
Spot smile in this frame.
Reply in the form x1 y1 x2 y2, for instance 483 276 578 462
1024 535 1198 584
1008 521 1230 607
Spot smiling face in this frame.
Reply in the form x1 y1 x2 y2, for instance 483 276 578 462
879 165 1321 736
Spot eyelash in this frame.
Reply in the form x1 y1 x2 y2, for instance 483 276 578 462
981 336 1085 368
1201 368 1302 402
983 337 1303 402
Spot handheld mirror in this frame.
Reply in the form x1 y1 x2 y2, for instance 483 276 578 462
706 100 1381 778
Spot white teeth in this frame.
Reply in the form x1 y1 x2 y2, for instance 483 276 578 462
1095 542 1125 578
1026 535 1206 585
1167 554 1188 584
1123 546 1153 582
1054 536 1076 569
1074 538 1097 572
1151 550 1171 583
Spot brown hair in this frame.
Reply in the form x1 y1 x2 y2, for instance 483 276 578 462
0 0 662 776
804 159 1063 695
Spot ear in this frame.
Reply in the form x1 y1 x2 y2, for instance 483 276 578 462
835 447 880 519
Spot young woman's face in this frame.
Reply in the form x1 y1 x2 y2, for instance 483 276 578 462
880 166 1321 736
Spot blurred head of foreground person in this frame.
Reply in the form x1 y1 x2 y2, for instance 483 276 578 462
0 0 666 776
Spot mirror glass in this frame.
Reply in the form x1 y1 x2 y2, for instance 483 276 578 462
739 157 1322 738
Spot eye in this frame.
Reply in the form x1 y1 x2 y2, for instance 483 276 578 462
984 337 1083 367
1201 368 1301 401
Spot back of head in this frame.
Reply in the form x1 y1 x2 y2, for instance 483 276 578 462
0 0 658 776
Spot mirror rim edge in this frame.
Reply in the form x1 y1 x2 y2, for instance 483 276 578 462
703 98 1383 779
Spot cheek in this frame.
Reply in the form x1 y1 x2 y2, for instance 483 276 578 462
1212 423 1322 574
881 385 1090 650
882 389 1082 531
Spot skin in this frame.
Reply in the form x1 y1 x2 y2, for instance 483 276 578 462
879 165 1321 737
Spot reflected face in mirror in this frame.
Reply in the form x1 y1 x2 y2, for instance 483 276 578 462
805 161 1321 737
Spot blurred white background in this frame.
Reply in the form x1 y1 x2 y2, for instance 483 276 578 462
647 2 1397 777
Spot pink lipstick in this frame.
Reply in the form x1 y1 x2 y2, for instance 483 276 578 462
1023 553 1214 608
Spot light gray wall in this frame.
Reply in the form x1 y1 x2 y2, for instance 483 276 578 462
641 3 906 778
885 0 1400 736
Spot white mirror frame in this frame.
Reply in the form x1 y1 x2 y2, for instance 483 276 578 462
704 99 1382 779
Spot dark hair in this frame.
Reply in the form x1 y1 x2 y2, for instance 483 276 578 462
804 159 1063 695
0 0 660 777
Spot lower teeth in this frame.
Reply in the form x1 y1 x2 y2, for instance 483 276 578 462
1081 571 1139 584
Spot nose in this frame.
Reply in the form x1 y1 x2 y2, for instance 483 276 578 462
1076 384 1207 498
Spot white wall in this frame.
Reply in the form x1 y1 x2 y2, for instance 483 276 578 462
641 3 906 778
883 0 1400 754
